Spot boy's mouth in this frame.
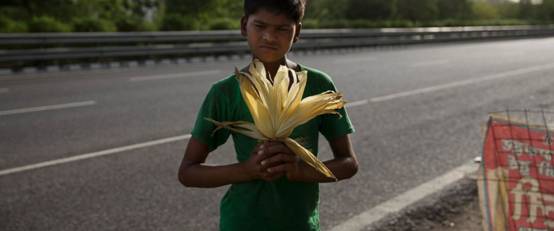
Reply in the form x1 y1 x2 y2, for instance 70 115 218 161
259 45 278 50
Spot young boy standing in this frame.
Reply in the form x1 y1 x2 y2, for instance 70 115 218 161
178 0 359 230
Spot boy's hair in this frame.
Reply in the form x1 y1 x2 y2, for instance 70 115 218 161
244 0 306 23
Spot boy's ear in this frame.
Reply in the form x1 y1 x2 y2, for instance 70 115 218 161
293 23 302 43
240 16 248 37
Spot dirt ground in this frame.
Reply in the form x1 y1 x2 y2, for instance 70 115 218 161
368 178 485 231
426 193 483 231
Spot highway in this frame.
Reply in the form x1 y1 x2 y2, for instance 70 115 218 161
1 37 554 230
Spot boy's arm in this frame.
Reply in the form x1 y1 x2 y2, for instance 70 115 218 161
178 138 284 188
261 134 359 183
322 134 359 181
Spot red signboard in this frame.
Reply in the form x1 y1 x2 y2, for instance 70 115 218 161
480 115 554 231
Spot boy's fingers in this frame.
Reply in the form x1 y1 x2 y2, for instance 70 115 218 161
256 143 264 154
261 172 284 181
261 153 296 166
252 143 267 158
257 141 278 153
267 163 292 173
253 151 278 167
263 143 292 155
252 141 293 165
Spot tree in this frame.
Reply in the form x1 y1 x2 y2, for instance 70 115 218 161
395 0 439 21
305 0 347 20
215 0 243 19
472 1 500 20
7 0 77 20
437 0 472 20
496 1 520 19
345 0 396 20
75 0 162 31
538 0 554 20
165 0 220 16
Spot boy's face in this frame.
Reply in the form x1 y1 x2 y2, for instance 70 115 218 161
241 9 301 64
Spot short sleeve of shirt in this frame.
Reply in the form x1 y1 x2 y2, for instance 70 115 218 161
312 70 355 141
191 84 231 152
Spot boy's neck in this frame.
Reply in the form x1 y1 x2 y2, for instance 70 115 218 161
259 57 299 80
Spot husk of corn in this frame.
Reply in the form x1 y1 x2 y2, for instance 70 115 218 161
207 59 345 180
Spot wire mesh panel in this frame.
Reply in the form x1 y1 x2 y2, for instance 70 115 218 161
479 109 554 231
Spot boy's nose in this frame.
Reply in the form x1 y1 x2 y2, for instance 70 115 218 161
261 31 275 42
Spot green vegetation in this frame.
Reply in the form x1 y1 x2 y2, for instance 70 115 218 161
0 0 552 32
27 16 71 32
160 14 199 31
72 17 117 32
0 16 27 33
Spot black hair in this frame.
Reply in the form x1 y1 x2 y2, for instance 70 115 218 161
244 0 306 23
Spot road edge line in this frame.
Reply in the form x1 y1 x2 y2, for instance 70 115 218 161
0 134 191 177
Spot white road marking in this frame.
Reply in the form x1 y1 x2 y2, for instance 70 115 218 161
0 88 8 93
129 70 222 82
370 63 554 103
0 101 96 116
330 162 479 231
346 100 368 108
0 134 192 177
410 60 449 68
0 98 366 176
334 56 376 64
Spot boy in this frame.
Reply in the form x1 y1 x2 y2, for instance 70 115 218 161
178 0 359 230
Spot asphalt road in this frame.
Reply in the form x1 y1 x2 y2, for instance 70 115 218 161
1 38 554 231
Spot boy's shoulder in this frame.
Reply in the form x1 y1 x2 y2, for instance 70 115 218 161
300 64 337 88
212 73 238 87
302 65 331 79
209 73 239 93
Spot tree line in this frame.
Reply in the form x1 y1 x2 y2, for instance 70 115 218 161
1 0 553 33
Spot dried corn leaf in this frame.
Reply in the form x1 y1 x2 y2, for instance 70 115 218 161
208 59 345 180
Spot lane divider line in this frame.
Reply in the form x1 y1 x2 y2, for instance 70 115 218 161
334 57 377 64
410 59 449 68
0 99 366 177
129 70 222 82
370 63 554 103
0 101 96 116
0 134 192 177
346 100 369 108
330 161 479 231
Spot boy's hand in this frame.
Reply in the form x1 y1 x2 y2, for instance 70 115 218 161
243 142 286 182
259 141 303 181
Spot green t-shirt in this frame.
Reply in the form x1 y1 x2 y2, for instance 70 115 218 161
191 65 355 231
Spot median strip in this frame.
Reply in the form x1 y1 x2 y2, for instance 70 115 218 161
0 134 192 177
0 101 96 116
